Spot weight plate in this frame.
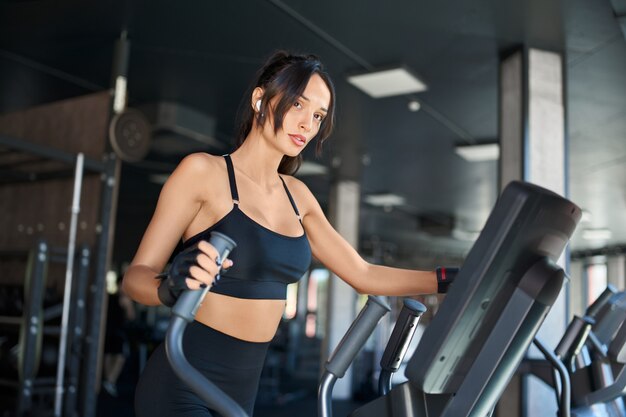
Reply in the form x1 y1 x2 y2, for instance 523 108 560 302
109 109 152 162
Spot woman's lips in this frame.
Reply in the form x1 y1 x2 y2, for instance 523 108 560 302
289 134 306 146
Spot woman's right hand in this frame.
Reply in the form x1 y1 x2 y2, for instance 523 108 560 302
157 240 233 306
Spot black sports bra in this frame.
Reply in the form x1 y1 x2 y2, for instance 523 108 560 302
182 154 312 300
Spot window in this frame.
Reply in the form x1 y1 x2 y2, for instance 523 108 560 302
306 268 329 338
586 262 608 306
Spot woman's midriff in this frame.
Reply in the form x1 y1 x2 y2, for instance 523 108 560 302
195 291 286 342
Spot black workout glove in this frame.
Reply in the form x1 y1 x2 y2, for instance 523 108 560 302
156 244 205 307
435 266 459 294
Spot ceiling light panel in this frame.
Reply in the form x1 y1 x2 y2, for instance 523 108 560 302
347 68 428 98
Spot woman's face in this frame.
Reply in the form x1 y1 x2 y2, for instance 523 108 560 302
262 73 331 157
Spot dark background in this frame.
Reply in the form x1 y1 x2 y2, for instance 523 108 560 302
2 0 624 268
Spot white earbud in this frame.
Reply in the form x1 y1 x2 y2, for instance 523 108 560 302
255 99 262 112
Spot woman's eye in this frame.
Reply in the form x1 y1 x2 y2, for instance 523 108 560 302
294 102 302 109
314 114 324 122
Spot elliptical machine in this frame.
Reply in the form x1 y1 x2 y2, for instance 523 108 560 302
166 181 581 417
528 285 626 417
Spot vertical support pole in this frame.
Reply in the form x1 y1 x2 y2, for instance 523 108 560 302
607 255 626 290
111 30 130 116
569 260 586 318
81 154 120 417
64 245 91 416
322 180 360 399
80 31 126 417
498 46 567 417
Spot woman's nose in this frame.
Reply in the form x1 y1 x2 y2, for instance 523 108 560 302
300 114 313 132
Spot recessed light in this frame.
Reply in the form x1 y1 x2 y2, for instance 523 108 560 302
365 193 406 207
347 67 428 98
582 228 612 240
408 100 421 112
455 143 500 162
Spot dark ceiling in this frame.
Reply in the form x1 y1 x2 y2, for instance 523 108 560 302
1 0 625 265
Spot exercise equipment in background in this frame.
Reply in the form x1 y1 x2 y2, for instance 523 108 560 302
109 108 152 163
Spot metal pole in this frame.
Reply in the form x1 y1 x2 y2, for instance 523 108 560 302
54 153 84 417
81 153 120 417
81 31 128 417
64 245 91 416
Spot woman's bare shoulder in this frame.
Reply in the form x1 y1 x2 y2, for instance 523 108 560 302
281 174 310 194
164 153 227 202
280 174 319 214
175 152 223 176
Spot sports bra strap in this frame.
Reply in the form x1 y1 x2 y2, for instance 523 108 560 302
223 155 239 205
279 176 302 222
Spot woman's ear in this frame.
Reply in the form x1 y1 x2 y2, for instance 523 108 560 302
251 87 264 111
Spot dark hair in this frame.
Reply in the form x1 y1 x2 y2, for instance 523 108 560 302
233 51 336 175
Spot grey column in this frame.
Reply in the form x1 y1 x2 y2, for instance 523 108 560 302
608 255 626 290
322 180 360 399
569 260 586 318
498 47 567 417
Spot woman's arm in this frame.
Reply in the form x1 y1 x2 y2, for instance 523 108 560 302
121 153 222 306
291 178 438 296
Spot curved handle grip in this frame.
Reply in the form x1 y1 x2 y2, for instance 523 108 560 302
380 298 427 372
166 232 246 417
325 295 390 378
586 285 617 320
172 232 237 322
555 316 593 361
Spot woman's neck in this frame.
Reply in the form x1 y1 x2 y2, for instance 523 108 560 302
230 133 285 189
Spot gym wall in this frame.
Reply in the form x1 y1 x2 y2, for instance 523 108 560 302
0 91 110 288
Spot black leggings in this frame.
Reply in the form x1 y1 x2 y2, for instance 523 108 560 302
135 321 270 417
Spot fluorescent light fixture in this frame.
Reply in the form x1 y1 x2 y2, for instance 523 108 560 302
365 193 406 207
455 143 500 162
582 228 612 240
296 161 329 176
347 67 428 98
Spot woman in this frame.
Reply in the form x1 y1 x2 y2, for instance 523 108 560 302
124 51 456 417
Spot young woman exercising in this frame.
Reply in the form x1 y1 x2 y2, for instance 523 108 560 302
124 51 456 417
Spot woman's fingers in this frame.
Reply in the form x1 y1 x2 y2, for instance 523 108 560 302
180 241 235 291
222 258 234 270
196 240 234 271
189 265 214 286
185 277 206 290
196 253 219 276
197 240 220 265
